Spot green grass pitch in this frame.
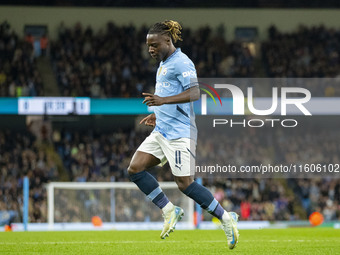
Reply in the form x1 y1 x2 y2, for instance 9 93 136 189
1 228 340 254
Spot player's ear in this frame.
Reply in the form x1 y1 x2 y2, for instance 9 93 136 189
166 36 172 46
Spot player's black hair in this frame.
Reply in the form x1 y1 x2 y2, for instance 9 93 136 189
148 20 183 43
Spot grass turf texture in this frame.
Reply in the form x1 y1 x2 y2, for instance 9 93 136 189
1 228 340 254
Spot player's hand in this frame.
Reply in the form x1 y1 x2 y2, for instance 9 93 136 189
142 93 165 106
139 113 156 127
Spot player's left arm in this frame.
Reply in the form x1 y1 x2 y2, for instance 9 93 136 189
142 86 199 106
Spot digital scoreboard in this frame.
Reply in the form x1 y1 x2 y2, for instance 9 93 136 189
18 97 90 115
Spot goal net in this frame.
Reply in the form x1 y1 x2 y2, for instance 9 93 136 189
46 182 194 230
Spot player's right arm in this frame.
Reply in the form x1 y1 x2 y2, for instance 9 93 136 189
142 86 199 106
139 113 156 127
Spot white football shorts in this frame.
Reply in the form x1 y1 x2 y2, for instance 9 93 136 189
137 132 196 176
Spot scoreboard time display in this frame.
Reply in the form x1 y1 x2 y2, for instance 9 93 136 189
18 97 90 115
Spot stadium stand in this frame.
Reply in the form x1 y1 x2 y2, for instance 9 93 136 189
262 25 340 96
1 125 339 222
50 22 254 97
0 22 44 97
0 21 340 224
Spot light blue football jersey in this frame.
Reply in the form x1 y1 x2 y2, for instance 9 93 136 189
152 48 197 141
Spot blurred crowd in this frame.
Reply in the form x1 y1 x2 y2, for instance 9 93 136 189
289 179 340 222
51 22 254 98
53 128 141 182
0 129 59 223
208 179 295 221
51 22 150 97
263 25 340 79
180 25 254 78
0 21 44 97
1 124 339 224
262 25 340 96
196 125 340 221
2 21 340 98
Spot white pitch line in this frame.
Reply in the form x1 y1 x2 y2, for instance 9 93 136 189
0 241 221 245
0 240 332 245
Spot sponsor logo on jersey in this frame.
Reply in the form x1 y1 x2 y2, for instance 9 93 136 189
182 70 196 77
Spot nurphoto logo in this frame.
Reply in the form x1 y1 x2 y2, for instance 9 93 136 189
199 83 312 128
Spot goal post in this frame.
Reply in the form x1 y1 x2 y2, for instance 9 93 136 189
47 182 194 230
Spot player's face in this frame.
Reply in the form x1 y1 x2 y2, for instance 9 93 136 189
146 34 171 61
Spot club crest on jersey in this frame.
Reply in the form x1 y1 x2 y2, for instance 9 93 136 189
158 67 167 76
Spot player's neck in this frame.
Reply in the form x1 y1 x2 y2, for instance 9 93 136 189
162 46 176 62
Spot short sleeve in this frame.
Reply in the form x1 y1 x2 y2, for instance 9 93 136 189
176 60 198 90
